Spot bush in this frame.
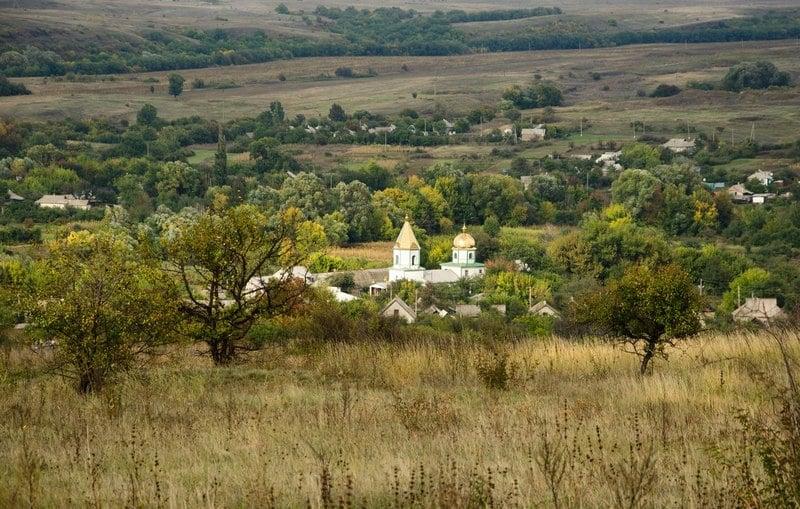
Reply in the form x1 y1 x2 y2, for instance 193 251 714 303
687 80 716 91
0 75 31 96
475 350 517 391
722 61 791 92
649 84 681 98
335 67 354 78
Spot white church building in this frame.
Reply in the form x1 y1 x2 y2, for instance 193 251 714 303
389 217 485 283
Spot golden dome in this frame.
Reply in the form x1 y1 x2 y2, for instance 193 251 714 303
453 225 476 249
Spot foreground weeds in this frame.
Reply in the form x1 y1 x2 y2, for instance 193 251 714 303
1 331 799 506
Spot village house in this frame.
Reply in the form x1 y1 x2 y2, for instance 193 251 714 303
529 300 561 319
662 138 695 153
520 124 546 142
727 184 753 202
380 296 416 323
732 298 786 326
35 194 90 210
748 170 773 187
520 175 533 191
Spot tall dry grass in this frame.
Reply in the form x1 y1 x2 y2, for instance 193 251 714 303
0 330 797 507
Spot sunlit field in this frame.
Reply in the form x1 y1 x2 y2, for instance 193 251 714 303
1 330 797 506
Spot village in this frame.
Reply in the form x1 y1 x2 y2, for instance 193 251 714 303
2 2 800 502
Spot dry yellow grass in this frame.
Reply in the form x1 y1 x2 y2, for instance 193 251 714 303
0 330 797 506
328 242 394 264
4 40 800 145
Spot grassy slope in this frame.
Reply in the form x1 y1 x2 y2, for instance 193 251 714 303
3 40 799 146
0 331 794 506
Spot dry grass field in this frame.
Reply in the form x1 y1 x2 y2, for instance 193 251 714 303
4 39 800 146
1 330 798 506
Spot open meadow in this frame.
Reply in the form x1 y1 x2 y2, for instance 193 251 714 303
4 39 800 147
1 330 798 506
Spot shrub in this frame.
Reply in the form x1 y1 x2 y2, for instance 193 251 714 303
0 75 31 96
722 61 791 92
649 84 681 98
475 351 517 391
335 67 354 78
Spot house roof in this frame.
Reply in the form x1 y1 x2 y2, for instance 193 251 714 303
749 170 773 180
728 184 752 196
35 194 89 206
732 298 785 323
454 304 481 317
423 269 460 284
381 297 416 320
662 138 695 150
7 190 24 201
529 300 561 317
394 219 420 250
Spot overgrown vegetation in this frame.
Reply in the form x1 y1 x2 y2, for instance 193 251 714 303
2 7 800 77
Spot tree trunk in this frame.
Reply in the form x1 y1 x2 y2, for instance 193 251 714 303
78 370 102 394
640 340 656 376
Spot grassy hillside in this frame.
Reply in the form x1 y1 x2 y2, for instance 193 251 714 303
1 0 799 76
1 331 798 506
3 40 799 146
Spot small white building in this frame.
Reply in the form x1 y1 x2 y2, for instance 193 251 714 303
748 170 773 187
662 138 695 153
520 124 546 142
380 297 416 323
7 190 24 201
35 194 90 210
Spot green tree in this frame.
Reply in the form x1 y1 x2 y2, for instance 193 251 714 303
578 263 703 374
334 180 381 242
329 103 347 122
280 172 330 218
275 3 289 14
212 125 227 186
162 206 324 364
720 268 774 313
722 61 791 92
168 73 185 98
25 231 179 393
619 142 661 170
136 103 158 126
483 215 501 237
611 169 663 219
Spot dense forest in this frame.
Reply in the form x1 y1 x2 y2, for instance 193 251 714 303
1 7 799 77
